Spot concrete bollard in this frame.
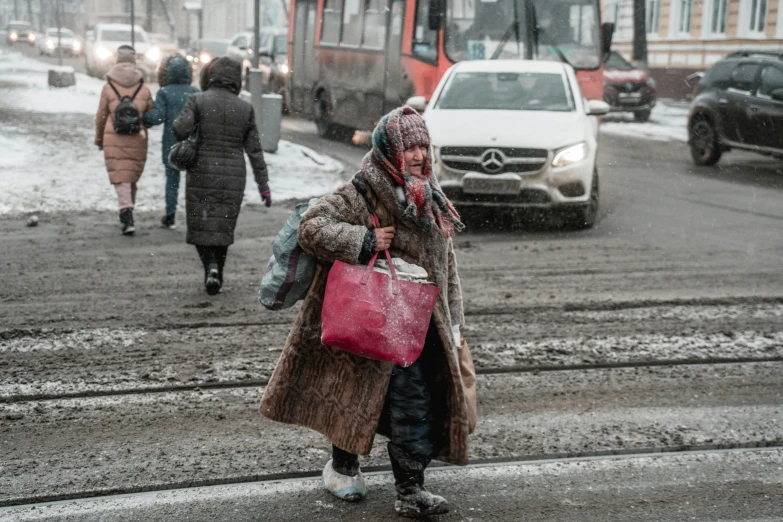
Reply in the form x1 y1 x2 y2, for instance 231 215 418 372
244 69 281 153
260 94 282 154
48 66 76 88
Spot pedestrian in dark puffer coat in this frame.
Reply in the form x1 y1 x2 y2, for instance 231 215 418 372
142 54 198 230
171 57 271 295
260 106 475 518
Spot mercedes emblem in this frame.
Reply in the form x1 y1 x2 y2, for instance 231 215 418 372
481 149 505 174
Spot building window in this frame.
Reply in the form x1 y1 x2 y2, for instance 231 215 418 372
412 0 438 61
321 0 342 44
710 0 728 34
747 0 768 35
342 0 363 45
646 0 660 34
677 0 692 34
362 0 387 49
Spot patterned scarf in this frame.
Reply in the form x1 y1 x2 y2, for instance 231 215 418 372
370 106 464 237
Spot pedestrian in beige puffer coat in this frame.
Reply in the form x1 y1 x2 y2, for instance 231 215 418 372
94 45 153 235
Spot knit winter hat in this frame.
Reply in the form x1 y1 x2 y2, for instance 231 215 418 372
398 108 430 150
116 45 136 65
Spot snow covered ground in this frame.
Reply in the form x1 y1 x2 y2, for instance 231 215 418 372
600 102 689 143
0 51 344 215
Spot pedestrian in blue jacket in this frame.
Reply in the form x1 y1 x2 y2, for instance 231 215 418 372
143 55 198 229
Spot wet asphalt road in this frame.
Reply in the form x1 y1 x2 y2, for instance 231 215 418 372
2 44 783 520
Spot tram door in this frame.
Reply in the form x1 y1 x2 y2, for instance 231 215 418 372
383 0 406 112
292 0 317 113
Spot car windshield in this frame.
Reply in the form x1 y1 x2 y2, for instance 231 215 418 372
100 30 148 43
445 0 601 69
435 71 574 111
8 23 31 31
46 29 75 37
199 40 229 55
605 51 634 70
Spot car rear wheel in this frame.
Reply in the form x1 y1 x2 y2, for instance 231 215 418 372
314 92 354 141
634 109 651 122
689 116 722 166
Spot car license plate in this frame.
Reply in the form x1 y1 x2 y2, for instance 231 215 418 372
618 93 642 104
463 173 521 195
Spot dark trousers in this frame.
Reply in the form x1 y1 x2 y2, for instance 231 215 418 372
195 245 228 282
164 166 180 216
333 329 436 490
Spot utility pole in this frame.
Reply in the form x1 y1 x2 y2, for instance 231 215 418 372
253 0 260 68
26 0 33 26
56 0 62 66
146 0 153 32
130 0 135 47
14 0 19 20
632 0 647 69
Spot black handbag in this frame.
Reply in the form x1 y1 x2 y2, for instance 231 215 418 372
168 92 203 171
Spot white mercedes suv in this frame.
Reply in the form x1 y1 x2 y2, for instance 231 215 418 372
408 60 609 229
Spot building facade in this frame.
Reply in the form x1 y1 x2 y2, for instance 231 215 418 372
605 0 783 97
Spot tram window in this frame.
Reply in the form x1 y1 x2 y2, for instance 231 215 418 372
413 0 438 61
342 0 363 45
363 0 387 49
322 0 342 45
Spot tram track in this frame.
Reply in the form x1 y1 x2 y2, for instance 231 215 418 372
1 443 780 509
3 355 782 404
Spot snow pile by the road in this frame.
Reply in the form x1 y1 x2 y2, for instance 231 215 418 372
0 50 105 114
0 51 344 214
600 102 689 142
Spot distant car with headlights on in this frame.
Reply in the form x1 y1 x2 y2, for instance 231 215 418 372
603 51 656 122
6 21 35 46
38 27 82 56
185 38 229 70
85 24 160 80
407 60 609 229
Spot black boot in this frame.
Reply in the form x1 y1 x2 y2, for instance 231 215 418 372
160 214 176 230
389 443 448 518
120 209 135 236
205 262 221 295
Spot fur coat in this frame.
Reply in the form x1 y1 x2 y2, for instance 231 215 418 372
259 156 474 465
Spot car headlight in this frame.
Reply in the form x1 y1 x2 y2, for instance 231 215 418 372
95 46 113 60
145 47 161 63
72 41 81 51
279 63 289 75
552 143 587 167
646 77 656 88
9 32 18 41
199 52 211 64
28 33 35 42
46 39 55 49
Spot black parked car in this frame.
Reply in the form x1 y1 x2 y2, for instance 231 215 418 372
688 51 783 166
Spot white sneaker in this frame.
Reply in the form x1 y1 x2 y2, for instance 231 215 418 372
322 458 367 502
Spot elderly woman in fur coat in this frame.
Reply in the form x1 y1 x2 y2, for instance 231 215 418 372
260 106 476 518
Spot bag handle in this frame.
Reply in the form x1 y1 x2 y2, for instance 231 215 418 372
362 214 400 295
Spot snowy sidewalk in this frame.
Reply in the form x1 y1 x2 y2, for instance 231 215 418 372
600 100 690 143
0 51 343 216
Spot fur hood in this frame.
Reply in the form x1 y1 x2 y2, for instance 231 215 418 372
157 54 191 86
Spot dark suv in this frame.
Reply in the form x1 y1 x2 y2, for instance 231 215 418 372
688 51 783 165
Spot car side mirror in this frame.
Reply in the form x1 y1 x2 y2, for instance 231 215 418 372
406 96 427 112
685 71 704 88
238 45 246 50
601 22 614 56
428 0 443 31
771 88 783 102
586 99 610 116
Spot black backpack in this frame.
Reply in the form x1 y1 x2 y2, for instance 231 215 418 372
108 78 144 135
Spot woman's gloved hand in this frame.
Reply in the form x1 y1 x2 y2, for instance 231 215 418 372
259 183 272 207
